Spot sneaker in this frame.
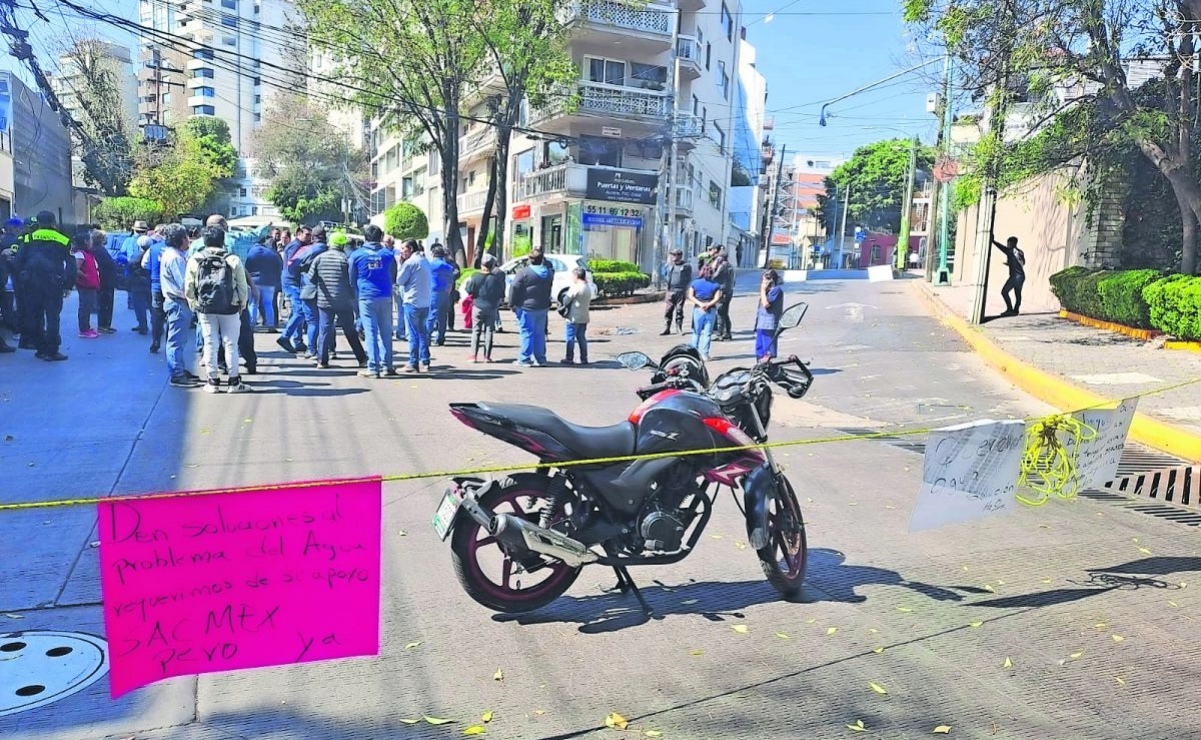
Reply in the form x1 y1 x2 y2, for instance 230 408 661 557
226 379 252 393
149 342 160 353
169 375 197 387
34 351 47 359
293 343 308 354
659 329 671 336
401 365 418 374
244 365 257 375
40 352 68 361
315 361 329 369
134 326 148 335
580 360 591 366
515 360 534 368
303 353 316 361
531 360 544 368
275 337 296 353
358 369 381 378
484 357 494 363
98 327 117 335
78 330 95 339
0 343 14 354
204 379 222 394
383 367 398 377
358 359 369 369
184 371 201 381
419 363 430 372
561 358 574 365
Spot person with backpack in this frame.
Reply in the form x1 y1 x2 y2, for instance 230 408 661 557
992 236 1026 316
278 225 312 354
308 231 367 369
464 253 506 363
185 226 250 393
72 231 101 339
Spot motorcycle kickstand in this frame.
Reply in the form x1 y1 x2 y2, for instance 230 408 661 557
613 565 654 616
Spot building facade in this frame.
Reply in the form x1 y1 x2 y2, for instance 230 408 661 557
137 0 303 220
0 72 73 223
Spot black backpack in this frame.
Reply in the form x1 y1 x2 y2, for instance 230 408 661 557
194 252 237 314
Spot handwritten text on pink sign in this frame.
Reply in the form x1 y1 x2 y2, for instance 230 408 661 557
98 478 381 697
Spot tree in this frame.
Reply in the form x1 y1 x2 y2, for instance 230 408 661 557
903 0 1201 274
470 0 576 266
56 39 135 196
250 95 368 224
128 128 233 219
93 197 163 231
385 202 430 240
181 117 238 175
300 0 489 264
816 139 935 233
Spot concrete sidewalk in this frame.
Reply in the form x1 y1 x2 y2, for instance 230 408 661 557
916 280 1201 459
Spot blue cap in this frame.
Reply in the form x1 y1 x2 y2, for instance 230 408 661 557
5 217 23 227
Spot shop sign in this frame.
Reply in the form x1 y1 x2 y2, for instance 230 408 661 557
511 204 531 220
582 213 643 229
585 169 659 205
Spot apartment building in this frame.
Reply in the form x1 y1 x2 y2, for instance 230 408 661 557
728 34 767 266
137 0 303 219
0 72 73 222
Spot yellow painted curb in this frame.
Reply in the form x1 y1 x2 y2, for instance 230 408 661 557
1165 340 1201 354
1058 310 1162 341
915 284 1201 463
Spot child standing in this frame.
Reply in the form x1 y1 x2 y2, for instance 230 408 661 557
561 267 593 365
73 232 101 338
755 269 784 362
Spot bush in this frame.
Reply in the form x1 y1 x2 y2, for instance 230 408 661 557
593 271 651 298
384 202 429 240
588 259 640 274
457 268 479 288
1049 267 1162 328
93 197 164 231
1144 274 1201 340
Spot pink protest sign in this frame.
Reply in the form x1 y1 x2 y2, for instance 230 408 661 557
98 477 382 697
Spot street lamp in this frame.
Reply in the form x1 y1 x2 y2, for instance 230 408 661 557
817 57 943 127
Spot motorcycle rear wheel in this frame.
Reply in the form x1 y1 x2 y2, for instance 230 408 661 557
755 475 808 598
450 474 582 613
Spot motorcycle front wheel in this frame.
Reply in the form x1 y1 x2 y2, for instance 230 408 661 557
755 475 808 598
450 473 582 613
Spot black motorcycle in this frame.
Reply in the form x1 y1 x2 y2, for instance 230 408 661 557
432 303 814 615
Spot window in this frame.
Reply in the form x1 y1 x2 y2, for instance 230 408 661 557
713 122 725 153
702 106 707 133
585 56 625 86
193 48 214 60
252 77 260 87
692 95 699 115
577 135 621 167
628 63 667 90
721 2 733 41
196 86 215 97
254 2 260 13
709 180 722 209
221 0 236 7
401 176 414 199
705 43 711 70
193 105 215 115
697 27 704 46
544 140 569 166
428 148 440 175
718 61 729 100
253 112 261 123
220 13 237 27
239 187 248 197
251 206 258 216
515 148 536 178
192 68 214 79
222 35 236 46
254 94 261 104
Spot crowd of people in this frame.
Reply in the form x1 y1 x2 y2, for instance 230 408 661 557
0 210 785 386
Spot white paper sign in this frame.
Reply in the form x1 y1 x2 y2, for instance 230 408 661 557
910 420 1026 532
1067 398 1138 491
867 265 894 282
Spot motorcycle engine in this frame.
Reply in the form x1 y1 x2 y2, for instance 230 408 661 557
637 464 701 553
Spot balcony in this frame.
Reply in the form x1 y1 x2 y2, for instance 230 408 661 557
531 81 670 130
674 111 704 139
672 185 694 214
677 0 704 10
518 162 658 202
562 0 674 49
458 189 491 216
459 128 495 163
676 36 702 80
186 58 214 72
187 94 215 108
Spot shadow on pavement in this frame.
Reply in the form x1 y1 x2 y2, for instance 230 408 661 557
249 379 371 397
968 556 1199 609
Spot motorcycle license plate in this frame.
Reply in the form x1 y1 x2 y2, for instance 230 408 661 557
432 488 465 541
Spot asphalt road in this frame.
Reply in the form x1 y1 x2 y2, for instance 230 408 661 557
1 273 1198 740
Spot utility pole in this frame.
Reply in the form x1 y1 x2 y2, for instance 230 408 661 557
934 52 955 285
838 181 851 269
895 134 918 270
760 143 785 268
657 7 682 283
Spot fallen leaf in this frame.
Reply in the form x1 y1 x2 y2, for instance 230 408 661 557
681 599 698 605
997 580 1005 585
424 716 453 725
868 681 888 695
3 613 24 619
482 710 494 723
1115 676 1126 686
243 417 253 423
962 565 970 571
398 530 407 537
1003 657 1012 668
872 647 885 654
732 624 749 634
200 428 212 434
605 712 629 730
1137 547 1152 555
982 584 996 593
1169 600 1179 607
734 541 747 550
1041 578 1053 584
689 649 703 656
463 727 486 736
1094 623 1107 629
493 668 504 681
826 627 838 635
847 719 867 732
806 618 817 624
968 621 983 628
1069 651 1083 660
776 632 791 639
710 534 724 539
1038 524 1050 529
404 641 422 650
868 628 879 634
896 606 913 613
933 725 952 734
1181 582 1188 589
1132 537 1139 543
645 732 663 738
533 710 547 716
1111 634 1125 642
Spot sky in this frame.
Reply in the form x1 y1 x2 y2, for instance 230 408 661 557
2 0 943 161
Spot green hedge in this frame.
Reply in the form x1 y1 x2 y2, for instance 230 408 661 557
456 268 479 288
1049 267 1201 339
588 259 640 274
594 271 651 298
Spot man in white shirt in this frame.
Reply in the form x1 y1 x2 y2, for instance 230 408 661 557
158 224 198 387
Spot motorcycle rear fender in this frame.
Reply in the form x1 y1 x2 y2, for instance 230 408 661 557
742 463 777 550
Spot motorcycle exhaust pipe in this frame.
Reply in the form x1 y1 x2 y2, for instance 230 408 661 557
489 514 598 568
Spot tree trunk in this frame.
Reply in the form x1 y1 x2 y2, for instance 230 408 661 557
1154 158 1201 274
493 127 511 262
475 152 497 268
440 123 465 266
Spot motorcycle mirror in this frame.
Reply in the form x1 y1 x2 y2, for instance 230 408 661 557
778 302 808 330
617 351 654 371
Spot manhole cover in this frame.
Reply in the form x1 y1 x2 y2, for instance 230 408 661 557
0 631 109 716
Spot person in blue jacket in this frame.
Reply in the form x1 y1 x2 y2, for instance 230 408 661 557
277 225 312 354
245 236 284 332
349 224 399 377
426 245 456 347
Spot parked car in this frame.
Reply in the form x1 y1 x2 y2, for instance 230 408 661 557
500 253 597 308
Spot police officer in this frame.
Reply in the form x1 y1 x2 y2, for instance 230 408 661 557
11 211 74 361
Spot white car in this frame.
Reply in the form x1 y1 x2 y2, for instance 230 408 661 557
500 253 597 308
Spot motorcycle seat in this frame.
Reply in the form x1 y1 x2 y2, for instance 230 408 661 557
475 402 636 461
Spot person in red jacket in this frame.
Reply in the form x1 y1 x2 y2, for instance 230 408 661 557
72 231 101 338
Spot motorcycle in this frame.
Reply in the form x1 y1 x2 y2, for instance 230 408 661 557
432 303 815 615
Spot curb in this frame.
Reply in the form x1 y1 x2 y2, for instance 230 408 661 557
1058 310 1162 341
914 283 1201 463
1165 340 1201 354
594 291 665 306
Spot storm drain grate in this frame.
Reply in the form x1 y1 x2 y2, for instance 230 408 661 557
1100 465 1198 507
